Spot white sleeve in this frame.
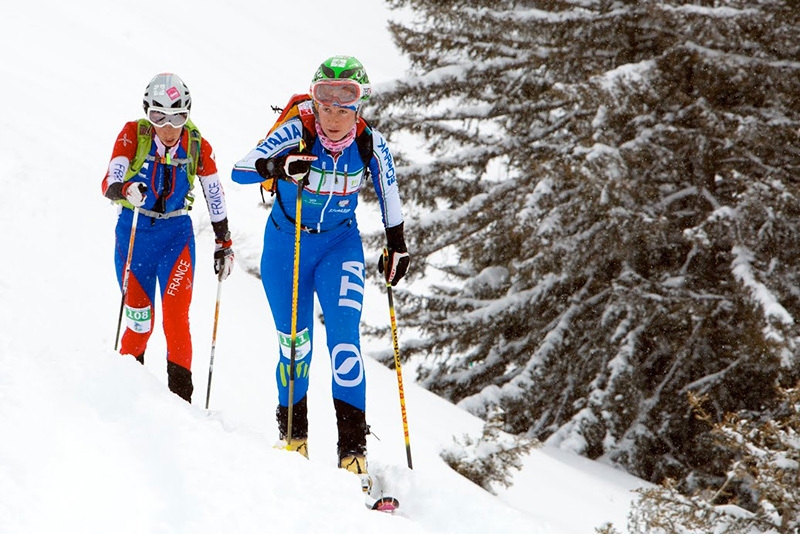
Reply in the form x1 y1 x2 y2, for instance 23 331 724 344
231 117 305 184
105 155 130 187
198 172 228 223
371 129 404 228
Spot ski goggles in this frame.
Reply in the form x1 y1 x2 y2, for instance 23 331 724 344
310 80 368 109
147 108 189 128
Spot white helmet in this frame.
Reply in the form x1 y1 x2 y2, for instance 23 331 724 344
142 73 192 113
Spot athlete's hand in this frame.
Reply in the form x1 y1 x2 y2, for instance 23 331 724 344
378 223 410 286
122 182 147 207
256 157 283 179
214 238 234 281
256 151 317 186
283 152 317 186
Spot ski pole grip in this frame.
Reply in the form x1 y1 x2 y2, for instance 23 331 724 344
284 153 317 182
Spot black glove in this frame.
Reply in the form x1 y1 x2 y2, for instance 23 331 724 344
212 221 234 281
378 222 410 286
255 156 286 179
255 151 317 186
214 240 234 281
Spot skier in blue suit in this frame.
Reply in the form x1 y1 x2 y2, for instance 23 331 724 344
231 55 409 492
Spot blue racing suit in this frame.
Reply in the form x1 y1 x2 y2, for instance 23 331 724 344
231 107 403 429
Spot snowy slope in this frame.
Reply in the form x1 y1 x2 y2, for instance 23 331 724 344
0 2 648 533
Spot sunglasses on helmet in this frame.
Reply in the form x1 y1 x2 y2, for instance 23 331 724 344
310 79 366 108
147 108 189 128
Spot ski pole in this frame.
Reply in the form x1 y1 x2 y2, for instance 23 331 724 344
205 275 224 409
383 248 413 469
284 149 317 447
114 207 140 351
286 178 302 447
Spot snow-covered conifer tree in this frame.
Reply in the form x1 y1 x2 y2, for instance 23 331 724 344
365 0 800 504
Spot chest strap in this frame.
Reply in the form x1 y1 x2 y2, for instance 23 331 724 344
145 153 192 166
137 207 189 219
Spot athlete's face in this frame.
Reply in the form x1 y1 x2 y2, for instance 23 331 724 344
316 104 357 141
154 123 182 147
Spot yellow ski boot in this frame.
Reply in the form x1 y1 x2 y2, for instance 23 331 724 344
340 455 372 494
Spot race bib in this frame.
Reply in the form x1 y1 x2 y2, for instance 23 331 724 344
278 328 311 361
124 305 152 333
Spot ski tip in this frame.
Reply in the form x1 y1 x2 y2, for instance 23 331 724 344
371 496 400 513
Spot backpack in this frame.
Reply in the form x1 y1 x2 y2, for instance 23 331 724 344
120 118 203 209
259 94 374 196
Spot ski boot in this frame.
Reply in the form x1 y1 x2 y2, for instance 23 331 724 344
167 361 193 403
284 438 308 458
340 454 372 494
276 397 309 458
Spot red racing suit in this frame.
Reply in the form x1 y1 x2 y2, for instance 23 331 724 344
102 121 230 385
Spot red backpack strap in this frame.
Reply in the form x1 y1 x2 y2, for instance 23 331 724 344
267 93 313 136
300 111 316 136
356 117 369 136
355 117 373 171
260 94 315 196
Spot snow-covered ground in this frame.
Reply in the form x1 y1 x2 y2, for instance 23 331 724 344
0 2 648 532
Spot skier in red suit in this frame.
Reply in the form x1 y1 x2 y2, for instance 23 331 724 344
101 73 234 403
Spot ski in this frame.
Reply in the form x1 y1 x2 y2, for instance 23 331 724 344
370 496 400 513
364 472 400 513
365 492 400 513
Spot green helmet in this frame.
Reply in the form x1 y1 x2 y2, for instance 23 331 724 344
311 55 371 103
